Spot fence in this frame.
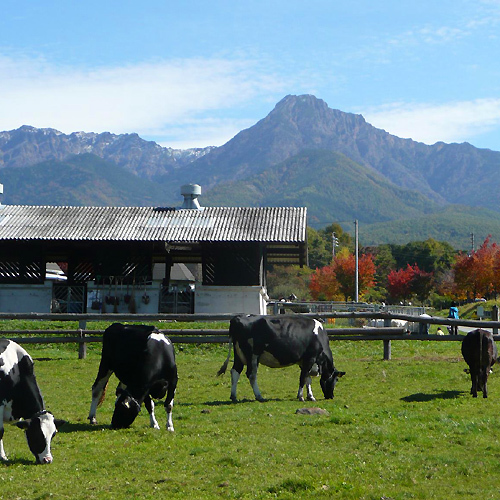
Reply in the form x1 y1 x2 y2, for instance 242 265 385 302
1 310 499 361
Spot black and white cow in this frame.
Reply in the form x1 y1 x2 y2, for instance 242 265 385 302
217 314 345 402
0 339 65 464
461 328 498 398
88 323 177 431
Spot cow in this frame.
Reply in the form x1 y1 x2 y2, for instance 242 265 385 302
0 339 65 464
88 323 177 431
461 328 498 398
217 314 345 402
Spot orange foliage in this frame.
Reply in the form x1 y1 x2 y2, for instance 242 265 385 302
309 251 376 301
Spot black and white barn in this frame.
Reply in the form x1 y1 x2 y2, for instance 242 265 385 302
0 184 307 314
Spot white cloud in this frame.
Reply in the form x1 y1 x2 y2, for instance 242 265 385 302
0 54 285 147
361 99 500 145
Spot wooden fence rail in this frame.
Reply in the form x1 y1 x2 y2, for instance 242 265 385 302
1 311 499 360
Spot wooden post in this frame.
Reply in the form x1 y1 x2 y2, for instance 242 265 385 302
493 305 499 335
78 320 87 359
383 317 391 360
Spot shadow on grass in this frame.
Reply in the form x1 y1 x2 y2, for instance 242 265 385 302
33 357 65 362
174 398 285 407
1 457 34 466
59 422 110 433
401 390 464 402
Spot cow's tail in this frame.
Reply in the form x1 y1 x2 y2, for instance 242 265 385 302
98 380 109 407
217 340 233 376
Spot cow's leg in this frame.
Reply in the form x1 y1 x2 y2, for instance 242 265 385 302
248 354 264 402
297 375 315 402
164 399 174 432
305 375 315 401
164 379 176 432
230 355 244 402
144 396 160 429
298 364 316 402
471 371 478 398
0 407 6 462
482 369 489 398
88 368 113 424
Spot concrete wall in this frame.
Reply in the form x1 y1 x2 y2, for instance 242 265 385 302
0 284 53 313
195 285 268 315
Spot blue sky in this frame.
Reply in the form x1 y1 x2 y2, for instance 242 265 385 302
1 0 500 150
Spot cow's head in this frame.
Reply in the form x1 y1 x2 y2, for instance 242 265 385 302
111 392 141 429
320 370 346 399
15 411 66 464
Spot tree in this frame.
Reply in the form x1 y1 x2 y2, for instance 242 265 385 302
410 265 434 304
309 248 376 301
307 223 353 269
266 265 313 301
390 238 456 274
387 265 415 304
453 236 498 299
307 227 331 270
309 263 340 301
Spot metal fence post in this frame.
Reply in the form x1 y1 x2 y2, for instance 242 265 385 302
383 317 391 360
78 320 87 359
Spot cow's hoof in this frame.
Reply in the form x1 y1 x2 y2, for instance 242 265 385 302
230 397 238 403
1 455 8 462
298 397 305 402
256 396 266 403
167 427 174 432
89 417 97 425
307 396 316 402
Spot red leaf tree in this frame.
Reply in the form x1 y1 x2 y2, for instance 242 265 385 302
454 236 498 300
309 250 376 301
387 264 415 304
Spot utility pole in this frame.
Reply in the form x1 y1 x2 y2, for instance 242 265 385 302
470 232 475 253
354 220 359 302
332 232 338 259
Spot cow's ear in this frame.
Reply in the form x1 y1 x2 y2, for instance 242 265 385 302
15 420 31 430
54 419 67 430
463 368 470 374
337 371 346 378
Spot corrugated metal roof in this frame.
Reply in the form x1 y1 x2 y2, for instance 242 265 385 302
0 205 307 243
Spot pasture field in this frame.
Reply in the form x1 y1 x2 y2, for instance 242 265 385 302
1 334 500 499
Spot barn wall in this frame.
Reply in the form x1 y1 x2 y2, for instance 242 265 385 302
0 284 53 313
194 285 268 314
86 281 161 314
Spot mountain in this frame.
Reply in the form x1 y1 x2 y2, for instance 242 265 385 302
181 95 500 209
202 149 439 225
0 125 213 179
359 205 500 249
1 94 500 249
0 153 168 206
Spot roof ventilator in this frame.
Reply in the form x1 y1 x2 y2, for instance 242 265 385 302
180 184 202 210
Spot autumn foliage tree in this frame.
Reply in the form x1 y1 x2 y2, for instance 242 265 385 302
453 236 498 300
309 249 376 301
387 265 415 304
386 263 434 304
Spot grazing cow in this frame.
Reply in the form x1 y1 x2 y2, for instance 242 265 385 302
217 314 345 402
88 323 177 431
461 328 498 398
0 340 65 464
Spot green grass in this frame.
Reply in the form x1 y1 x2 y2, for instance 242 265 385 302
1 338 500 499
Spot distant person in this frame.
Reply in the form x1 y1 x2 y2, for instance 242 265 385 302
436 327 445 336
448 301 459 335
